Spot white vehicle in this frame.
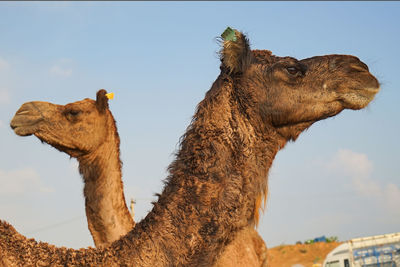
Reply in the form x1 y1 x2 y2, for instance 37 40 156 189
323 232 400 267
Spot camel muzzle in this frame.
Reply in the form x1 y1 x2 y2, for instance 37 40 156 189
10 102 47 136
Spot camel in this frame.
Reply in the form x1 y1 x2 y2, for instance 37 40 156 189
8 89 135 248
1 28 380 266
9 89 267 265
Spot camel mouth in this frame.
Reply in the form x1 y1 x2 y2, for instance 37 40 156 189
11 127 33 136
355 85 380 100
357 72 380 94
10 114 43 136
10 102 48 136
356 84 380 99
10 123 36 136
362 86 380 95
340 85 380 111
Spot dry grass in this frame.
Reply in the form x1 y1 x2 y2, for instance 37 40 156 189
267 242 342 267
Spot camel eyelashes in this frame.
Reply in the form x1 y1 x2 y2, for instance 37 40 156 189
67 110 81 116
286 66 302 76
286 66 298 74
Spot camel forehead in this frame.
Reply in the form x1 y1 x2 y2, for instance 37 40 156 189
251 50 301 66
65 98 96 109
252 49 361 66
251 50 275 65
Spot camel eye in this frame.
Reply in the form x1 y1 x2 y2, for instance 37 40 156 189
286 66 301 76
68 110 81 116
64 109 82 121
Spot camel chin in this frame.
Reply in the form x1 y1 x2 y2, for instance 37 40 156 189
10 125 35 137
342 87 380 110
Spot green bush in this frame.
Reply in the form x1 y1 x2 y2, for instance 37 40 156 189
304 236 339 244
326 236 338 243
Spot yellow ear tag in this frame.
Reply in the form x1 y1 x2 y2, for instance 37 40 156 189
105 92 114 100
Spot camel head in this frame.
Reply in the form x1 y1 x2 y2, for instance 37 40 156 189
219 28 380 141
10 89 115 158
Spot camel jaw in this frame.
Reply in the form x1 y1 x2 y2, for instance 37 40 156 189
355 86 380 108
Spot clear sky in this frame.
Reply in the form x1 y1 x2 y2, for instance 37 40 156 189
0 1 399 249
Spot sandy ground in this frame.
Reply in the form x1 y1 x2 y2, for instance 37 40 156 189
267 242 342 267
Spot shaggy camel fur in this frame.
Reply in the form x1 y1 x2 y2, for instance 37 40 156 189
10 89 267 265
1 29 379 266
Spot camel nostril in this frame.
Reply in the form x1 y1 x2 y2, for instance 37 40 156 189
360 62 369 71
349 64 369 73
346 56 369 72
16 110 31 115
329 56 369 73
350 61 369 72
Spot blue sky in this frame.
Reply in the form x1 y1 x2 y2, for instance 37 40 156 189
0 2 399 249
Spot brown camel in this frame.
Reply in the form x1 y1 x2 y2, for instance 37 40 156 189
9 89 267 265
1 28 379 266
9 90 135 248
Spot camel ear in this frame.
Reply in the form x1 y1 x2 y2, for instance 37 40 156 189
219 27 251 75
96 89 109 113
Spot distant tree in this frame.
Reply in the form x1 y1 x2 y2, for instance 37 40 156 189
326 236 339 243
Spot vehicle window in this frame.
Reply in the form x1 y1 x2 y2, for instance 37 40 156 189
326 261 340 267
362 262 396 267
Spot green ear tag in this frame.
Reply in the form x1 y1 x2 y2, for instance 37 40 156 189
221 27 237 42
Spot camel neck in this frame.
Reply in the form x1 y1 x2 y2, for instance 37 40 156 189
112 78 283 266
77 133 134 248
